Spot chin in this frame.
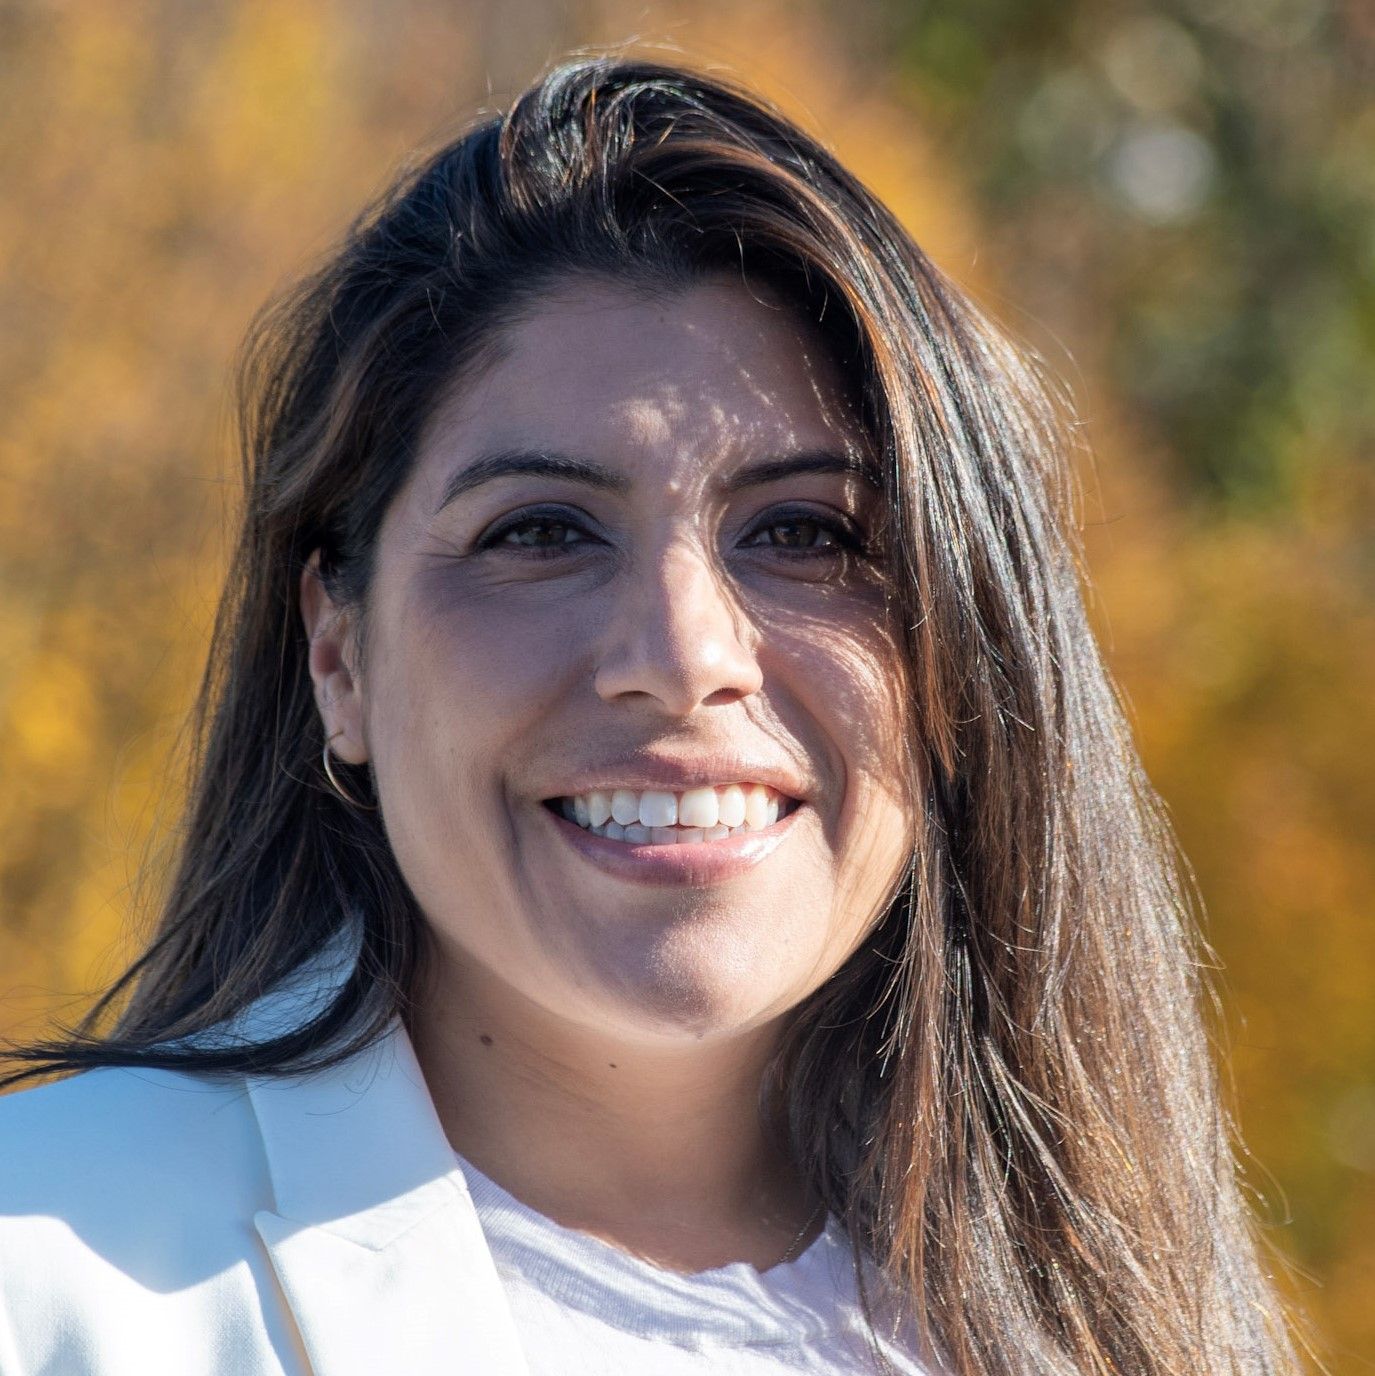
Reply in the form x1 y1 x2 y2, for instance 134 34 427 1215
585 924 808 1042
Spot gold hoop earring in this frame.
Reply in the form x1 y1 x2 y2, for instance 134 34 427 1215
322 739 378 811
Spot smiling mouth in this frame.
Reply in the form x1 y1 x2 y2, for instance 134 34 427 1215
536 792 803 842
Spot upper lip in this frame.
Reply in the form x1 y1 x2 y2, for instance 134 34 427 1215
541 753 813 804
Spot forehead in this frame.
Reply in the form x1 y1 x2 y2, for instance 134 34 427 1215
419 275 867 485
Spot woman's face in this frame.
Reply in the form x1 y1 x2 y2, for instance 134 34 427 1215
313 275 913 1045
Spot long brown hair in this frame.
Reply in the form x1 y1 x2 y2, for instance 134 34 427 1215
2 56 1300 1374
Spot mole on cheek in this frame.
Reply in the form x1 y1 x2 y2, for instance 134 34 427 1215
479 1033 494 1047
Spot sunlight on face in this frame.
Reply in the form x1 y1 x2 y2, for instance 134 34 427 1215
358 275 913 1045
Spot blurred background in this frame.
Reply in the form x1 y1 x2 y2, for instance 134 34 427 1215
0 0 1370 1366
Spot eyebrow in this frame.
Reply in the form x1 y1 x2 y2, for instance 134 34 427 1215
434 447 879 512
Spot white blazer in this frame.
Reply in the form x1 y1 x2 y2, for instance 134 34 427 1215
0 929 533 1376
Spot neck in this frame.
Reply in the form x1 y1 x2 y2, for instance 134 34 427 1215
407 951 818 1273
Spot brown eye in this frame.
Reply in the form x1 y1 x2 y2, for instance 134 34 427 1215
501 517 583 547
742 508 863 557
478 508 599 554
763 517 834 549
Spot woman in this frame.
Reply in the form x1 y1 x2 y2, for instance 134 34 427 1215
0 56 1300 1375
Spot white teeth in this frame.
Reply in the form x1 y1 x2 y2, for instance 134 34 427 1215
557 782 797 846
716 784 746 828
638 791 678 828
743 784 771 830
677 786 719 829
587 821 750 845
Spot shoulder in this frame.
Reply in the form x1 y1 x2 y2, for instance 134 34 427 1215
0 1067 292 1375
0 1061 269 1225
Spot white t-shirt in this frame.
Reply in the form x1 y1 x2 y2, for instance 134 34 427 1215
456 1151 936 1375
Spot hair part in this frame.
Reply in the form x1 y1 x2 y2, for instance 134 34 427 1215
2 55 1301 1375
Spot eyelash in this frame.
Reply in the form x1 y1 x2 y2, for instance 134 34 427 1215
477 506 868 561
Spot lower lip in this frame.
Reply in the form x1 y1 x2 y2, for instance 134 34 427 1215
542 802 803 887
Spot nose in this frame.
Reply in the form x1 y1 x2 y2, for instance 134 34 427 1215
592 539 764 716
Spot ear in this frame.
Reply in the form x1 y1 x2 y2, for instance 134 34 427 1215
300 550 369 764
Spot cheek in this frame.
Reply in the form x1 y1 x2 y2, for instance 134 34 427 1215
362 575 587 806
760 596 913 923
759 589 910 804
361 578 597 941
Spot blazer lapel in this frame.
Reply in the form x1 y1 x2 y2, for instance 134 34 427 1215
245 999 530 1376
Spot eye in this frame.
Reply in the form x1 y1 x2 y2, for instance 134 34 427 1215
741 508 865 557
477 508 599 555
